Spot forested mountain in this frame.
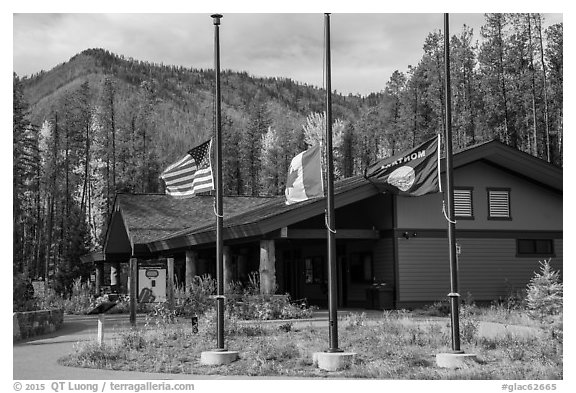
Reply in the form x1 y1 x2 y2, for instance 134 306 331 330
14 14 562 293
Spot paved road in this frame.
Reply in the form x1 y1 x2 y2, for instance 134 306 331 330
13 314 208 380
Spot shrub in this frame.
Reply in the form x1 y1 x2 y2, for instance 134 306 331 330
64 278 94 314
421 300 450 317
459 304 479 344
173 275 216 317
120 329 147 350
526 259 563 322
145 302 177 328
61 341 124 368
13 274 36 312
345 312 368 329
227 294 315 320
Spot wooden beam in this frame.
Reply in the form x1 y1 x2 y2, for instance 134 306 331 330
167 257 175 311
259 240 276 295
277 228 380 239
129 257 137 326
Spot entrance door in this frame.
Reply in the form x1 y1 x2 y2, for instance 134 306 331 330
282 250 300 300
338 255 348 308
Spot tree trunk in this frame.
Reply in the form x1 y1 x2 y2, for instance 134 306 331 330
535 14 551 162
527 14 539 157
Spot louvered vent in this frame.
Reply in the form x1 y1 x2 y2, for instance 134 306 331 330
488 189 510 218
454 189 473 217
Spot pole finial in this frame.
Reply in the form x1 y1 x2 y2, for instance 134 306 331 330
211 14 222 25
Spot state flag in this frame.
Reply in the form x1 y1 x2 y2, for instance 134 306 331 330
365 135 441 197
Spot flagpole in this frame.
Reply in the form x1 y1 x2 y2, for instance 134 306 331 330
443 13 462 353
212 13 225 352
324 12 341 353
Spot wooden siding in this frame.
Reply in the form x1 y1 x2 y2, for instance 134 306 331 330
397 237 563 303
397 238 450 303
396 161 562 231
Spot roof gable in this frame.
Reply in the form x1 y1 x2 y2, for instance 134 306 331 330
451 140 562 191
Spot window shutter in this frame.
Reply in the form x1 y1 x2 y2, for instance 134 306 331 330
489 190 510 218
454 189 473 217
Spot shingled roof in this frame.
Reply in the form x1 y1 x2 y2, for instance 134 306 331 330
104 193 271 256
146 176 379 252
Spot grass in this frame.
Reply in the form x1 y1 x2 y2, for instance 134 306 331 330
58 309 562 379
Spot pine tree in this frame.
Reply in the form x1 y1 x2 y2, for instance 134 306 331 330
479 13 515 147
240 98 271 196
545 23 563 166
526 259 563 322
13 74 41 276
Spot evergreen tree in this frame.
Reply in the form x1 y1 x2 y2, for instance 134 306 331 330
478 13 515 147
545 23 563 166
260 127 282 195
240 98 271 196
450 25 480 149
13 74 41 276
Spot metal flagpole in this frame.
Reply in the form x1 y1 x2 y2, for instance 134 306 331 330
324 13 341 353
211 13 225 351
443 13 462 353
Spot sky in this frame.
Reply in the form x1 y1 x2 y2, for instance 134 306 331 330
11 7 564 96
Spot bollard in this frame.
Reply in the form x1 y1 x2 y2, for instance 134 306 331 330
191 315 199 334
97 314 105 345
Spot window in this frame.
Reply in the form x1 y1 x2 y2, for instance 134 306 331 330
304 256 324 284
488 188 511 219
517 239 554 257
454 188 474 219
349 253 373 284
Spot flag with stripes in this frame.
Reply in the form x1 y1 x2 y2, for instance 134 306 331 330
160 139 214 198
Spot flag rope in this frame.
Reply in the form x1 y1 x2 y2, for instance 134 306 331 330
324 209 336 234
442 200 457 224
213 200 223 218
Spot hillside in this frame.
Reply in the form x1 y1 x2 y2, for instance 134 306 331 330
20 48 369 158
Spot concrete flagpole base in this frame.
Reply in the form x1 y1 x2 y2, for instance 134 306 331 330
313 352 356 371
200 350 239 365
436 352 478 368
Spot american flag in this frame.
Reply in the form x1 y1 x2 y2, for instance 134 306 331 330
160 139 214 198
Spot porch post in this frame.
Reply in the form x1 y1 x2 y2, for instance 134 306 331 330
185 250 198 293
167 257 175 310
259 240 276 295
95 263 104 296
129 257 138 326
223 246 233 292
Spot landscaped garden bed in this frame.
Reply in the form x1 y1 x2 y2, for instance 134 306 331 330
59 308 562 379
58 261 563 379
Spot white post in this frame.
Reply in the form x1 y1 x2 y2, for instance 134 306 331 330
97 314 105 346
